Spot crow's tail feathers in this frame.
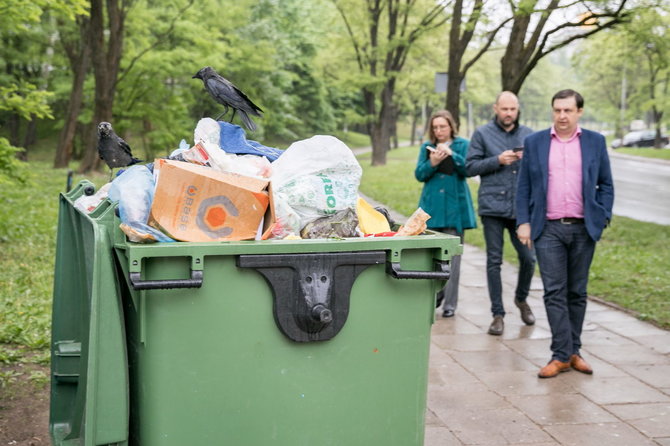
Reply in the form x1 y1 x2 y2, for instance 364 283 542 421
238 110 257 132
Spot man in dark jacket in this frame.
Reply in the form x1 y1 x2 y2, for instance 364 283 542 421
466 91 536 336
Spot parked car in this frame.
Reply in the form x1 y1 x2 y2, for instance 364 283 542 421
621 130 669 148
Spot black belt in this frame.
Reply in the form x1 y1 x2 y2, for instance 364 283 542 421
549 218 584 224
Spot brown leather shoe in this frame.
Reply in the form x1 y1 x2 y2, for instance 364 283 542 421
514 299 536 325
538 360 571 378
488 315 504 336
570 354 593 374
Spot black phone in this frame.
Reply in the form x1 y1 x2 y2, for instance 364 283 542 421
513 146 524 152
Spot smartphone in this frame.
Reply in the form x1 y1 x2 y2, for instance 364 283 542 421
513 146 524 152
427 146 437 152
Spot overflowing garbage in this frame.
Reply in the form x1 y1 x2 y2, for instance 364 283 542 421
75 118 432 242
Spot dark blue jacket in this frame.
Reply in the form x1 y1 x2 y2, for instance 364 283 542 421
466 119 534 218
516 128 614 241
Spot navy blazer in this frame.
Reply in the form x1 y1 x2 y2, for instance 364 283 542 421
516 128 614 241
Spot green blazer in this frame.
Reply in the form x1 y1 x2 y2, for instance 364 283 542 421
415 137 477 233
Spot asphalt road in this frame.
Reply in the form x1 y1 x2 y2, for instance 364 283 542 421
609 151 670 225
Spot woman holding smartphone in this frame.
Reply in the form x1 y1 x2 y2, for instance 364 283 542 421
415 110 476 318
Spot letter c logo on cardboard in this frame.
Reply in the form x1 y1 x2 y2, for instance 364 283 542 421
196 195 239 239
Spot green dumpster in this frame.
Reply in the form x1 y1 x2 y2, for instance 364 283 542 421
50 181 461 446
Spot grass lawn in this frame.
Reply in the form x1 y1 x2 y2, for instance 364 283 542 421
357 145 670 329
613 147 670 160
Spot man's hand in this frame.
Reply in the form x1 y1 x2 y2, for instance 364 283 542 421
498 150 519 165
517 223 532 248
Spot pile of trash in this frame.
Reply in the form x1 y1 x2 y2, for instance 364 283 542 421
75 118 431 243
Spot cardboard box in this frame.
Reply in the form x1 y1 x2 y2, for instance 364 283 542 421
150 159 274 242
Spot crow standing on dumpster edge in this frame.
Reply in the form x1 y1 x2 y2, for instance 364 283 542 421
193 66 263 132
97 121 141 179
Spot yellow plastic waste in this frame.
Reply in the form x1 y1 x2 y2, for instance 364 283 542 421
356 197 391 234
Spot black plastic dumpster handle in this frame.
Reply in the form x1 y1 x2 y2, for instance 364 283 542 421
129 270 203 290
386 260 450 280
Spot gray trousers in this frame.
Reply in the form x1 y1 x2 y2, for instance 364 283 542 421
435 228 464 312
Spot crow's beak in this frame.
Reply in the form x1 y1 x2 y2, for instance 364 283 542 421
192 74 199 79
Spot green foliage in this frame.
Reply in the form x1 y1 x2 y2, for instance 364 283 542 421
0 83 54 120
0 0 86 179
0 138 27 184
573 6 669 136
358 144 670 329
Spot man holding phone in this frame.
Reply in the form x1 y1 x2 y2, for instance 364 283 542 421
466 91 536 336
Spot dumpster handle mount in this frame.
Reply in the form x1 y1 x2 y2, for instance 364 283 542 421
386 260 450 280
129 269 204 290
237 251 451 342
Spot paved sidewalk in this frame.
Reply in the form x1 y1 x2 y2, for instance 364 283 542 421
424 243 670 446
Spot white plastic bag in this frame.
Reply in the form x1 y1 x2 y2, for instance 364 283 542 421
271 135 362 230
193 118 221 146
74 182 112 213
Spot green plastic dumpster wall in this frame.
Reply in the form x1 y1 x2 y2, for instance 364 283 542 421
50 181 461 446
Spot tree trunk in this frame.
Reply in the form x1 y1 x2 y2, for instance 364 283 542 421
369 81 396 165
23 116 37 151
55 19 91 168
445 66 463 127
445 0 465 126
410 104 420 145
78 0 126 173
8 113 21 147
390 103 398 149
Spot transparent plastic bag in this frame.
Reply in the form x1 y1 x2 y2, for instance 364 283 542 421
271 135 362 230
108 165 174 243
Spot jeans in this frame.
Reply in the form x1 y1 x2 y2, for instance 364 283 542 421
435 228 463 312
534 220 596 362
481 216 536 317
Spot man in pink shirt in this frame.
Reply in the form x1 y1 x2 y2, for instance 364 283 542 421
516 90 614 378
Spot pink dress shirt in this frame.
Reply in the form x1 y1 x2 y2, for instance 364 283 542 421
546 126 584 219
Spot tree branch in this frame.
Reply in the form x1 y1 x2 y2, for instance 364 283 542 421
116 0 196 87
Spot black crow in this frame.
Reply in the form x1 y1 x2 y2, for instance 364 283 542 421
193 66 263 131
97 121 141 179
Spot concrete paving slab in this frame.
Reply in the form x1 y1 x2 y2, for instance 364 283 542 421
587 344 670 365
617 364 670 388
431 333 513 352
508 393 618 425
628 334 670 354
571 376 670 404
544 422 658 445
596 318 670 337
604 402 670 438
443 407 552 445
424 425 463 446
476 370 577 397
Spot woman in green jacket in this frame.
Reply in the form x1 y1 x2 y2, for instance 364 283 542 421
415 110 476 318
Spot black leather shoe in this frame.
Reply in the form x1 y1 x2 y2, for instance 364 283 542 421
488 315 504 335
442 309 455 318
515 299 536 325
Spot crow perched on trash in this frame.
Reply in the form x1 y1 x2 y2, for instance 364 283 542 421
97 121 141 179
193 66 263 131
